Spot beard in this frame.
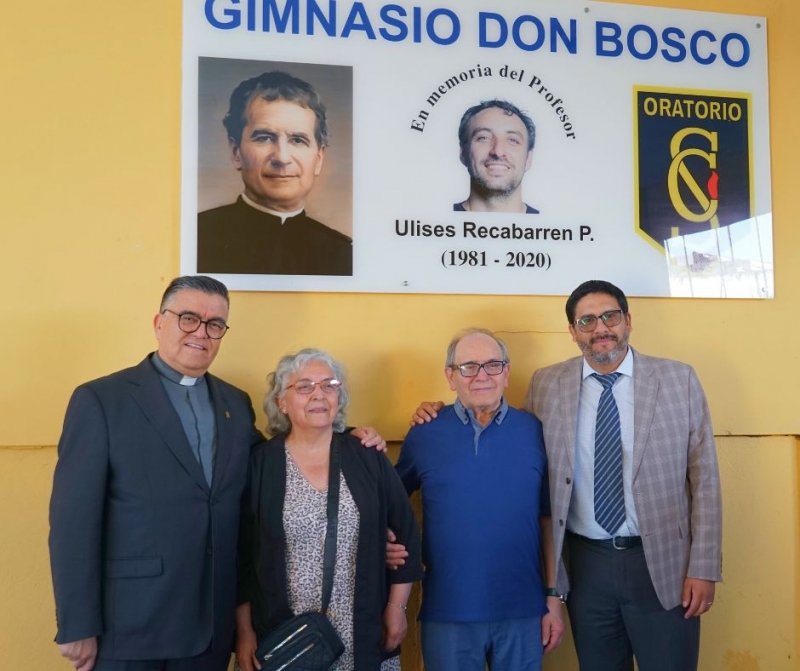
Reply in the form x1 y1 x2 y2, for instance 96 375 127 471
577 330 630 367
469 165 522 198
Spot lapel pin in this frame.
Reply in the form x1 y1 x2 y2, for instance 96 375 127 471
225 411 231 419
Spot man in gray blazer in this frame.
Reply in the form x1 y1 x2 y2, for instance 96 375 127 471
524 280 721 671
405 279 722 671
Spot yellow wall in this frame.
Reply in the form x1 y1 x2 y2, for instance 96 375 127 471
1 0 798 669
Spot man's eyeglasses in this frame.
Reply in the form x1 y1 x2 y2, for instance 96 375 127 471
451 360 507 377
161 309 229 339
573 309 625 333
286 379 342 395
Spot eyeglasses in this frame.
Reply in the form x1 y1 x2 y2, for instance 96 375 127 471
573 309 625 333
161 309 230 339
451 360 507 377
286 378 342 395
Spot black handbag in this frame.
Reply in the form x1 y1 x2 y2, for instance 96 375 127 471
255 445 345 670
254 611 344 670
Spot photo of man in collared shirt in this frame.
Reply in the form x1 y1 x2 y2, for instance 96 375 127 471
453 99 539 215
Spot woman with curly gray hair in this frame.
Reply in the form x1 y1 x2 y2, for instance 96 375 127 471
236 349 423 671
264 348 351 435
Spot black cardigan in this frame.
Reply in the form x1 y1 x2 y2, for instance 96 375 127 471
238 432 424 670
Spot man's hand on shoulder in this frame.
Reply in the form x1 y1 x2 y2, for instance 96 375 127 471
350 426 386 452
58 637 97 671
409 401 445 427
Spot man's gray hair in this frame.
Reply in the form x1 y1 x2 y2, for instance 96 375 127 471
445 328 510 367
264 348 349 436
159 276 229 311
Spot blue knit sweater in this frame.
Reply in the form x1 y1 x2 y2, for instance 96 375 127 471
396 401 550 622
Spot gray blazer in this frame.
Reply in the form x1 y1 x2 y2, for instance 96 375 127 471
524 348 722 610
49 355 263 660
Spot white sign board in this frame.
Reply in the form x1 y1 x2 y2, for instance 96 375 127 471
181 0 772 297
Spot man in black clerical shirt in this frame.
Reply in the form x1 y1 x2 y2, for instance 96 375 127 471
198 71 352 276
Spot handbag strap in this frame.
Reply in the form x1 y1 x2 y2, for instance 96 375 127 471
320 441 341 614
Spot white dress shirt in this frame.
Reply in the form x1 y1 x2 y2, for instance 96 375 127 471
567 348 640 538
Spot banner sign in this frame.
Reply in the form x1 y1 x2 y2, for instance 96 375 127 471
181 0 772 297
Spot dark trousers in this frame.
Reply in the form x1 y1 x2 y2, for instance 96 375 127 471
566 532 700 671
93 649 231 671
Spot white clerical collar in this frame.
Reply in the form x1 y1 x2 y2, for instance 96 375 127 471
241 193 303 224
152 352 202 386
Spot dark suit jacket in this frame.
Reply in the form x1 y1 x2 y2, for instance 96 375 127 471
197 197 353 276
49 355 263 660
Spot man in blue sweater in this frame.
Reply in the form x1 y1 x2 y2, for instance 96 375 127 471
395 328 564 671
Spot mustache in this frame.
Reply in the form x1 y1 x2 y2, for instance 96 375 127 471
590 334 618 345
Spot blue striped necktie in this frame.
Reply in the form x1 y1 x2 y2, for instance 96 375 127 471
592 372 625 535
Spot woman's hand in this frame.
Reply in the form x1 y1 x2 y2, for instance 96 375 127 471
235 603 261 671
382 603 408 651
235 626 260 671
410 401 444 426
